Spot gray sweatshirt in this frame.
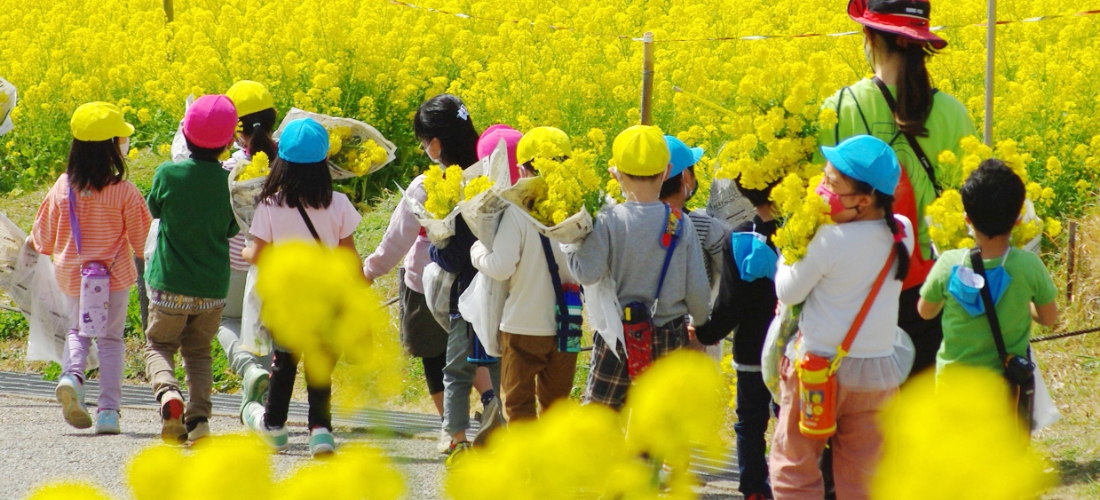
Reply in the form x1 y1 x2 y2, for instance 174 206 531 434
565 201 711 327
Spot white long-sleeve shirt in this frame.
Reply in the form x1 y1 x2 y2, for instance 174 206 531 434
470 205 577 336
776 216 914 359
363 174 433 293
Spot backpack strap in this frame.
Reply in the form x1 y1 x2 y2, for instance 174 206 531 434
296 205 322 242
652 204 684 315
872 77 942 197
539 235 569 335
68 186 83 256
831 247 897 375
969 247 1009 361
834 86 872 146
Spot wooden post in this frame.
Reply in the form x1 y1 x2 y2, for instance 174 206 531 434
984 0 996 146
163 0 174 23
1067 221 1078 302
640 32 655 126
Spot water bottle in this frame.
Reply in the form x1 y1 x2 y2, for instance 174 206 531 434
79 261 111 338
798 352 838 439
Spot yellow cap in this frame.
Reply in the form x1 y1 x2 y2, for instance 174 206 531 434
612 125 670 177
70 102 135 142
226 80 275 118
516 127 572 165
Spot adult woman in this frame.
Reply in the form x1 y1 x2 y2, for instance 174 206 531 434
820 0 976 378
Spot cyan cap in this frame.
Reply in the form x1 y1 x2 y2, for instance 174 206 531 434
820 135 901 195
665 136 704 178
278 118 329 163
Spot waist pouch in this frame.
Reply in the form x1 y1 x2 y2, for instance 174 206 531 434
623 301 655 379
556 283 583 353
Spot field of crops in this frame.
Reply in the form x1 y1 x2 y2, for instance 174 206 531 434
1 0 1098 226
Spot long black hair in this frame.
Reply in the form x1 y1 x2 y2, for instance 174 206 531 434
850 176 911 281
67 139 126 192
240 108 278 160
258 157 333 210
413 94 480 169
868 27 936 138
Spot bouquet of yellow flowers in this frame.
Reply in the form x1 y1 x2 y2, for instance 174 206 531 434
227 151 272 235
770 173 832 263
499 148 607 245
457 139 512 248
274 108 396 179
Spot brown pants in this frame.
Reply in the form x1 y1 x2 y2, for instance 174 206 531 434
500 332 577 422
143 303 224 422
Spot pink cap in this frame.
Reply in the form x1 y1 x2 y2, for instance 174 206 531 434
477 124 523 185
183 94 238 149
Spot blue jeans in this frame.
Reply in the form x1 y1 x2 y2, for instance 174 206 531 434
736 370 774 497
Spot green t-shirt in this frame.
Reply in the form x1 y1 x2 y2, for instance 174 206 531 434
145 158 240 299
818 78 977 261
920 248 1057 374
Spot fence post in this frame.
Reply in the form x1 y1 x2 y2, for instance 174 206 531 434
984 0 996 146
1067 221 1078 302
640 32 655 126
163 0 174 23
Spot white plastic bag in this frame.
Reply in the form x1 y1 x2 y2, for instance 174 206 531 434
1032 355 1061 434
227 160 267 237
169 95 195 162
583 273 624 357
12 242 98 369
273 108 397 179
762 302 800 401
144 219 159 262
458 272 506 357
422 262 455 331
0 77 17 136
239 265 271 356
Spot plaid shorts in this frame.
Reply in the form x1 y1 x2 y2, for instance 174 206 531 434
583 316 688 410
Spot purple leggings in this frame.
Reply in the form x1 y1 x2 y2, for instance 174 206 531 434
63 290 131 411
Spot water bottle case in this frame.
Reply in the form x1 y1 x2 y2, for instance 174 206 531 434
78 261 111 338
622 301 654 379
556 283 583 353
798 352 838 438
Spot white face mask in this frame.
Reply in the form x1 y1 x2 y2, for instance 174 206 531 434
423 139 442 165
117 137 130 158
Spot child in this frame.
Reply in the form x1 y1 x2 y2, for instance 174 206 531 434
659 136 727 293
565 125 711 410
220 80 279 413
476 124 523 184
241 117 363 457
918 160 1058 377
144 94 240 443
32 102 152 434
693 176 781 500
420 95 502 458
470 127 577 423
770 135 914 499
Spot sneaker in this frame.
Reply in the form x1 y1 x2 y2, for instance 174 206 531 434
242 401 288 451
308 428 336 457
186 418 210 442
472 396 503 447
159 390 187 444
238 365 269 423
436 429 452 454
55 374 93 429
444 441 472 467
94 409 121 435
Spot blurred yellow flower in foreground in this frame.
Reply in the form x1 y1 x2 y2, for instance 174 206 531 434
25 482 114 500
872 368 1056 500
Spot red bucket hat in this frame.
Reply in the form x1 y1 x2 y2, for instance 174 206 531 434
848 0 947 50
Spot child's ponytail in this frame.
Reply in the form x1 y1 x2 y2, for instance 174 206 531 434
240 108 278 160
877 192 910 280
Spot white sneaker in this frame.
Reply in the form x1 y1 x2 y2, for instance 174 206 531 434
437 428 452 454
56 374 92 429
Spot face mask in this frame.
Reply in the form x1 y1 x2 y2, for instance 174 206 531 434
815 181 857 216
731 230 778 282
948 250 1013 317
117 137 130 158
423 139 442 165
682 180 698 202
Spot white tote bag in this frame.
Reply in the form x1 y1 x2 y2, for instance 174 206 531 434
458 272 506 357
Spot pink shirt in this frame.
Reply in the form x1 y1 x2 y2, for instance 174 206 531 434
250 192 361 247
363 174 433 294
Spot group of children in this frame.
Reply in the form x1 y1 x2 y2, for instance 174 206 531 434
30 84 1059 497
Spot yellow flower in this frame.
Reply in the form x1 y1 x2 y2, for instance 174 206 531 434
1045 218 1063 238
605 177 625 204
770 173 831 262
275 445 405 500
528 149 603 226
26 482 116 500
463 175 493 201
424 165 463 218
237 151 270 181
873 368 1055 499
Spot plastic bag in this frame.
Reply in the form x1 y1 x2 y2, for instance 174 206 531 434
762 302 801 400
273 108 397 179
169 95 195 162
227 160 268 237
498 176 594 245
239 265 271 356
0 77 17 136
14 243 99 369
422 262 455 331
144 219 159 262
583 273 624 358
1031 355 1061 434
458 272 506 357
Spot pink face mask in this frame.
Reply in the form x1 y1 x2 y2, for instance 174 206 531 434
815 181 854 216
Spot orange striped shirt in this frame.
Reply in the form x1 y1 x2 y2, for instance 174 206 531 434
32 174 152 297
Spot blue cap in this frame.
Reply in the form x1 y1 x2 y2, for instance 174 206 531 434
665 136 704 178
278 118 330 163
820 135 901 195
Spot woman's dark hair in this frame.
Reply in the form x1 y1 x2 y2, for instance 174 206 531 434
258 157 333 210
850 176 911 280
735 177 781 208
67 139 126 192
413 94 480 169
240 108 278 160
185 138 225 162
868 27 936 138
